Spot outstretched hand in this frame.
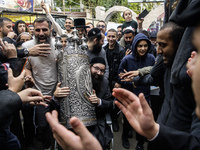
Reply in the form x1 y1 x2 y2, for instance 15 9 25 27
17 88 50 107
112 88 159 139
46 110 102 150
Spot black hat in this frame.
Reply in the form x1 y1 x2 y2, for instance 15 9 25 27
90 57 106 66
88 28 101 38
72 18 89 28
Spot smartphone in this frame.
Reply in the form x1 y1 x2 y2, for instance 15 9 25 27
138 9 149 19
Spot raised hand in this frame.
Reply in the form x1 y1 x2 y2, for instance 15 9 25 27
8 68 25 93
46 110 102 150
112 88 159 139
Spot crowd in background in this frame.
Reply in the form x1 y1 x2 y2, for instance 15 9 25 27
0 0 200 150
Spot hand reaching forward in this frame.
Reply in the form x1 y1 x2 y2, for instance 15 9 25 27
112 88 159 139
46 110 102 150
17 88 50 107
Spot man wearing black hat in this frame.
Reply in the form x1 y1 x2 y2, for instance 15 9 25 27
87 28 109 79
72 18 89 39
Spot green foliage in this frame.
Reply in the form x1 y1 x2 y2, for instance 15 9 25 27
53 0 160 22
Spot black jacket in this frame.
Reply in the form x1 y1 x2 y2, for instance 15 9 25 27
0 90 22 129
89 77 113 149
104 42 125 90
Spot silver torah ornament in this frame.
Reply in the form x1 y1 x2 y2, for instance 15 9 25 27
56 28 97 128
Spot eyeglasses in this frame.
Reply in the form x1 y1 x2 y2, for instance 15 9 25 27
97 25 105 28
92 66 105 74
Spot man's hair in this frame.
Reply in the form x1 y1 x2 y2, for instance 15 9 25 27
107 28 118 36
124 29 135 35
0 17 12 27
28 24 33 28
60 34 68 38
65 18 74 24
160 22 185 50
97 20 107 28
33 17 52 29
17 20 26 26
141 30 150 39
117 25 122 29
88 28 102 42
86 22 94 28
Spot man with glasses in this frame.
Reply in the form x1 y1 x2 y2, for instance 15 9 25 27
96 20 108 47
88 56 113 149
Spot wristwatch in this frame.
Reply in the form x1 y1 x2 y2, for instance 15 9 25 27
24 48 29 57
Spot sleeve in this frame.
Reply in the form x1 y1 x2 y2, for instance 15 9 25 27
133 74 155 86
138 66 153 77
102 48 109 80
118 58 133 88
25 58 32 70
46 13 65 36
0 90 22 124
150 113 200 150
97 84 113 113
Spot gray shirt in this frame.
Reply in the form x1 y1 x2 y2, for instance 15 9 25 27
23 39 58 96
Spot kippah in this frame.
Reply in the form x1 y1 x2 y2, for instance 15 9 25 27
88 28 101 38
90 57 106 66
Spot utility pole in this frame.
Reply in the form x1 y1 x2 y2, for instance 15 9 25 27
63 0 65 14
80 0 83 12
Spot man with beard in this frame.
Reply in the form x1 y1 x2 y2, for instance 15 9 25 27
41 1 74 37
120 27 136 56
23 17 58 149
88 57 113 149
87 28 109 79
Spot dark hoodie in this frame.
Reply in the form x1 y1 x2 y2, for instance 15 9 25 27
14 20 27 36
118 33 155 101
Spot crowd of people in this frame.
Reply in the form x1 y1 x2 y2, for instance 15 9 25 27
0 0 200 150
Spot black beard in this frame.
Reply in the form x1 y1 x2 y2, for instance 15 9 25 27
91 73 103 94
92 43 102 54
35 35 51 44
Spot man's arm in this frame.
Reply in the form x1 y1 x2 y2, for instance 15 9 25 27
41 1 65 35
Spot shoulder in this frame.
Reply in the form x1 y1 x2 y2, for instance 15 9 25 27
22 39 34 48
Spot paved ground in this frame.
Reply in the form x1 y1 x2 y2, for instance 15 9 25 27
113 113 148 150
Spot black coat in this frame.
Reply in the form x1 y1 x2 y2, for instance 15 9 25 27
0 90 22 129
104 42 125 90
88 77 113 149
